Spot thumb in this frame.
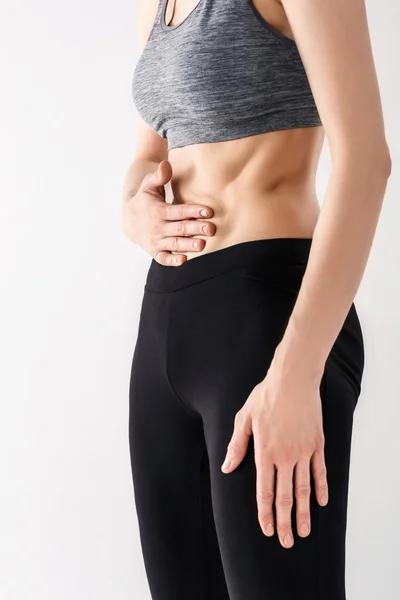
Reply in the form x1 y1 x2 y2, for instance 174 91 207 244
151 160 173 188
141 160 173 196
221 410 252 474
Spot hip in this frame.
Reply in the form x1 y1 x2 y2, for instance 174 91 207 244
137 237 364 402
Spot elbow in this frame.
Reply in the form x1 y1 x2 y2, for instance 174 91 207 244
363 145 392 200
363 142 392 181
380 144 392 180
333 138 392 182
371 137 392 180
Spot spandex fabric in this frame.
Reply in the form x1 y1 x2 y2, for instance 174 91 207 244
129 237 364 600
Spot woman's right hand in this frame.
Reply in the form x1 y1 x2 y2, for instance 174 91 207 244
122 160 216 266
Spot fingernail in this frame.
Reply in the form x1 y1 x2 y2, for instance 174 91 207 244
200 209 208 217
202 225 208 234
284 534 293 547
300 523 309 535
266 523 274 536
321 494 328 505
221 457 231 472
193 240 200 249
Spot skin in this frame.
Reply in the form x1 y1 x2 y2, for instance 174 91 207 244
122 0 392 549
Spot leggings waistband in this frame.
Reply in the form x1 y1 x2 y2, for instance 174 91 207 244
145 237 313 293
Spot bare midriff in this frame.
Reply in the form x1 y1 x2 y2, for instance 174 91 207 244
165 126 325 260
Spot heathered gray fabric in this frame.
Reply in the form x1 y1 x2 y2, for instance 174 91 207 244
132 0 322 150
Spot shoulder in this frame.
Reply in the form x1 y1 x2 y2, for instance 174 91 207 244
278 0 387 151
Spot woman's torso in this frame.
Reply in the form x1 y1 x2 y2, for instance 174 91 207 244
133 0 326 260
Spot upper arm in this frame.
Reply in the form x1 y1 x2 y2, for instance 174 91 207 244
138 0 160 49
279 0 390 164
134 0 168 162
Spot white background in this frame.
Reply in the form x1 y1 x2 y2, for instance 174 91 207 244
1 1 399 599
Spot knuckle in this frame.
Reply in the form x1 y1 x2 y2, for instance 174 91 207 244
276 446 295 466
295 484 311 499
315 432 325 449
154 236 165 252
227 438 241 455
276 494 293 509
313 466 327 481
234 411 243 428
175 205 186 221
277 523 292 537
167 254 177 267
258 512 274 528
142 173 153 187
304 443 316 457
252 412 264 430
257 489 275 504
153 203 165 221
165 205 175 221
277 457 295 471
254 433 270 455
296 511 310 523
175 220 185 236
282 456 295 468
171 237 180 252
150 221 161 241
317 482 329 495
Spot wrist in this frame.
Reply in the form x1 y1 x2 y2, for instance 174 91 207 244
266 337 325 391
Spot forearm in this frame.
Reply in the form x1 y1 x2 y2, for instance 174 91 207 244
272 150 391 385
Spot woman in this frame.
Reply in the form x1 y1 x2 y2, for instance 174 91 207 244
122 0 391 598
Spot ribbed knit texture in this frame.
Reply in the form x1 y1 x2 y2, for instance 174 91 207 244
132 0 322 150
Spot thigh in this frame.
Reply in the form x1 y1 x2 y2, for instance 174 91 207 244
203 364 355 600
167 269 358 600
129 288 229 600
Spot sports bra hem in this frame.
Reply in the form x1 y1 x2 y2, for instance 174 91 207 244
165 113 323 150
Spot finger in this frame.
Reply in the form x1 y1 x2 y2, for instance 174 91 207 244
275 463 295 548
161 236 206 254
154 251 187 267
162 202 214 221
141 160 173 195
311 447 329 507
254 446 276 537
162 219 216 238
221 410 252 474
294 457 312 538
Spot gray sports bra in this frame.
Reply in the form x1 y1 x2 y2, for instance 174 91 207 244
132 0 322 150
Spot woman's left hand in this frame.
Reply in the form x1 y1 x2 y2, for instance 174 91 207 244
221 355 328 549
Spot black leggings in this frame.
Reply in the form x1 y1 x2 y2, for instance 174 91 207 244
129 238 364 600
